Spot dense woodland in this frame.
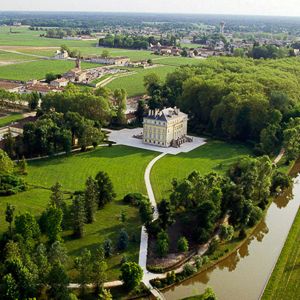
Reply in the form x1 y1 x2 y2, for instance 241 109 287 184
144 57 300 158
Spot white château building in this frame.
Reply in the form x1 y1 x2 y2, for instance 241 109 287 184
143 107 191 148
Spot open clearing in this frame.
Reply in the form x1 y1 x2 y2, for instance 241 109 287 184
262 208 300 300
0 145 157 279
151 140 253 202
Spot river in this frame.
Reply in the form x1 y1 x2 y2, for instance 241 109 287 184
163 161 300 300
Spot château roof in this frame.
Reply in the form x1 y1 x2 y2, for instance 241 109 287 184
145 107 187 122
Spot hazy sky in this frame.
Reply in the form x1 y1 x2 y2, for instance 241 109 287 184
1 0 300 17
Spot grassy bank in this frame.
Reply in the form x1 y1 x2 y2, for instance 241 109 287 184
262 207 300 300
0 113 24 127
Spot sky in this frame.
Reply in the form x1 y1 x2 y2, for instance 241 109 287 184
1 0 300 17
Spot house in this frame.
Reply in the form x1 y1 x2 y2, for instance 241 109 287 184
87 56 130 66
54 50 69 59
63 58 87 82
50 78 69 88
0 80 23 93
143 107 190 148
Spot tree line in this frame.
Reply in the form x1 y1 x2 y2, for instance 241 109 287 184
144 57 300 159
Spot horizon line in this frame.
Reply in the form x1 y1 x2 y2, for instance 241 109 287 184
0 10 300 18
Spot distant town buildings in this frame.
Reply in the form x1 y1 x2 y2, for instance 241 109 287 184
143 107 191 148
85 56 130 66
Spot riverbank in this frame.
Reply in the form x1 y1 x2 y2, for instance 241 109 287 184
162 158 300 300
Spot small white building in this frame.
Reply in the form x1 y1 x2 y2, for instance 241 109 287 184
54 50 69 60
88 56 130 66
143 107 190 148
50 78 69 88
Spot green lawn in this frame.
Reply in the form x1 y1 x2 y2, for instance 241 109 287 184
152 56 204 67
0 145 157 279
0 113 24 127
262 208 300 300
151 140 253 202
0 60 101 81
106 65 176 97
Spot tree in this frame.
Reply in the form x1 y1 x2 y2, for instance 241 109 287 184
120 262 143 290
45 73 57 83
101 50 110 58
47 262 70 300
103 239 113 258
0 149 14 174
219 225 234 241
5 203 15 235
3 130 16 159
84 176 98 223
48 241 68 265
144 73 161 96
44 206 63 244
198 287 217 300
158 199 174 230
95 171 116 209
117 228 129 251
17 156 28 175
98 288 112 300
74 249 93 297
0 273 20 300
50 182 65 209
139 199 153 227
34 243 50 286
14 212 40 241
136 99 147 123
177 236 189 252
92 246 107 293
156 230 169 257
28 92 39 110
71 195 86 238
113 89 127 126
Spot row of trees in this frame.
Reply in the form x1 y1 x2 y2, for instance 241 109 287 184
98 34 179 49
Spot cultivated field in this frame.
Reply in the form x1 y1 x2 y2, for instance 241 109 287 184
0 145 157 279
151 140 253 202
262 208 300 300
0 59 101 81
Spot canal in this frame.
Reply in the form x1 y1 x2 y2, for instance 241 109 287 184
163 161 300 300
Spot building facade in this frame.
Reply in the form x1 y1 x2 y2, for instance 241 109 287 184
143 107 188 148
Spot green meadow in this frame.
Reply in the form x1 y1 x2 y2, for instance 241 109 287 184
0 145 157 279
151 140 253 202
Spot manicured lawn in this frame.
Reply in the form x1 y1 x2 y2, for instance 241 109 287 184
151 140 253 202
106 65 176 97
262 208 300 300
0 113 24 127
0 60 101 81
0 145 157 279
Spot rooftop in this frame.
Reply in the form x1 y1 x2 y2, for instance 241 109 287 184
145 107 187 122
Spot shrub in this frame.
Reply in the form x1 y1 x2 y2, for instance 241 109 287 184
120 262 143 291
183 263 196 276
0 174 27 196
219 225 234 241
239 228 247 240
166 271 176 285
271 171 292 194
177 236 189 252
123 193 144 206
208 237 219 255
103 239 113 257
194 255 203 270
156 230 169 257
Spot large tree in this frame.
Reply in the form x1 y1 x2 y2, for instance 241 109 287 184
95 171 116 209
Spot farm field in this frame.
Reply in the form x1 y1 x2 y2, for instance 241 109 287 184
262 208 300 300
0 50 41 62
106 65 176 97
0 113 24 127
152 56 204 66
151 140 253 202
0 26 95 47
0 145 157 279
0 59 101 81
